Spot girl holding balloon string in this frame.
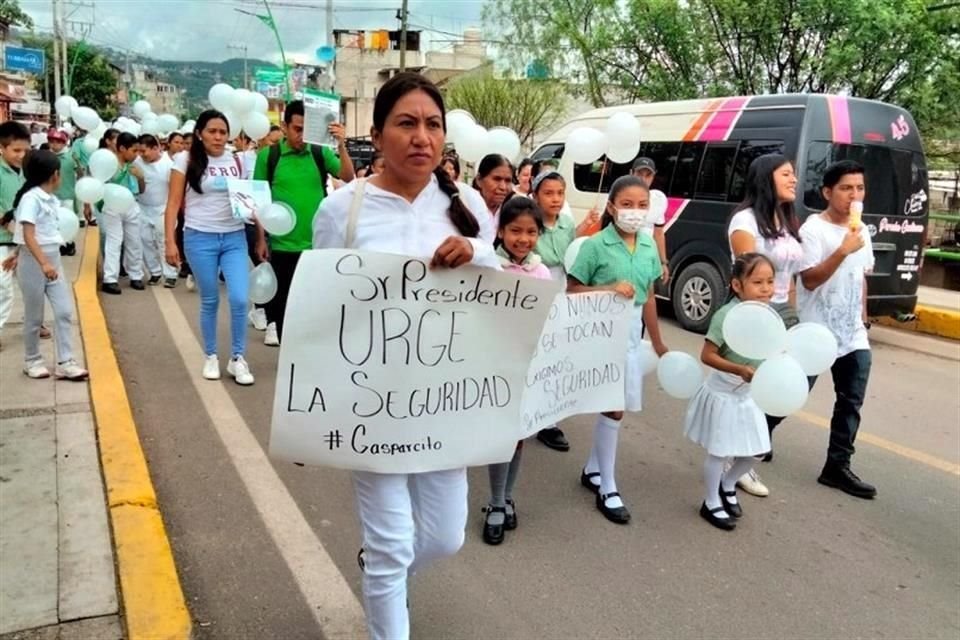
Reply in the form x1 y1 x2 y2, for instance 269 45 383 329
566 174 668 524
683 252 776 531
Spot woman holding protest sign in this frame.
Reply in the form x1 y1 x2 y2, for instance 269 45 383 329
727 153 802 496
567 174 669 525
312 72 498 640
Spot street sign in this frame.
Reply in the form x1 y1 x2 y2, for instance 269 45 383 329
3 46 46 74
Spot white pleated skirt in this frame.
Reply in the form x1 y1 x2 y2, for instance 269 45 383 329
624 310 645 412
683 371 770 457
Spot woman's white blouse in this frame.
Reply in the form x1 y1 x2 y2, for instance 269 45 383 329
313 175 499 269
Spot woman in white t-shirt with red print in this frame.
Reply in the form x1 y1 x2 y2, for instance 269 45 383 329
726 153 803 497
163 109 267 385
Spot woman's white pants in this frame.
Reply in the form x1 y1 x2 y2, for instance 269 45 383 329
352 467 468 640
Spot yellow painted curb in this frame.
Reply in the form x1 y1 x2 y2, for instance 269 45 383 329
75 229 192 640
875 304 960 341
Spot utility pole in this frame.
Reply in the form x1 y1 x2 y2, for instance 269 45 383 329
398 0 409 72
62 1 94 94
228 44 249 89
52 0 62 102
325 0 333 47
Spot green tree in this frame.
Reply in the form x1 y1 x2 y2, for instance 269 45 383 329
20 36 120 120
485 0 960 145
443 71 570 147
0 0 34 29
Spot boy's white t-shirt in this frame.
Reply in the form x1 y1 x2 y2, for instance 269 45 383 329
728 207 804 304
14 187 62 246
172 151 244 233
642 188 668 238
135 155 173 208
797 214 875 357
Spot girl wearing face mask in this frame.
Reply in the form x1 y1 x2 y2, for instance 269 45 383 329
566 175 669 524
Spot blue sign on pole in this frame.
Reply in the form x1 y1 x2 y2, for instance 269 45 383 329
4 46 46 74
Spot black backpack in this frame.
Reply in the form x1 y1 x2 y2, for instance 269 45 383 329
266 143 328 191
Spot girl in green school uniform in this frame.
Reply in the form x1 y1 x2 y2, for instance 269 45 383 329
567 175 669 524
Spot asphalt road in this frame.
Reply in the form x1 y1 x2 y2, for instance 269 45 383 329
101 281 960 640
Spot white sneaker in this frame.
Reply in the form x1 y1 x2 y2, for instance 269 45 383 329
186 274 196 292
264 322 280 347
737 469 770 497
249 307 268 331
202 354 221 380
55 359 89 381
23 361 51 379
227 356 255 385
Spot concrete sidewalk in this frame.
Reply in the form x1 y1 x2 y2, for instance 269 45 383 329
0 229 121 639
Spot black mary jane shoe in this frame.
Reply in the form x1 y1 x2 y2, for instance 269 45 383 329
596 492 631 525
719 486 743 518
482 505 507 545
700 502 736 531
536 427 570 452
504 498 518 531
580 469 601 495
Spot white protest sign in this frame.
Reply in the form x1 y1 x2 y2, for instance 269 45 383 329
270 249 562 474
302 89 340 148
520 292 631 436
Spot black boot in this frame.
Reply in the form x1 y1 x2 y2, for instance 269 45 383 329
817 463 877 499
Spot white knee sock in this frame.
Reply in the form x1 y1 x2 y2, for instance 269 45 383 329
722 457 756 505
594 416 622 508
703 455 728 514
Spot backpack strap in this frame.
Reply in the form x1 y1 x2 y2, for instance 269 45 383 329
345 179 367 249
310 144 330 193
266 143 282 185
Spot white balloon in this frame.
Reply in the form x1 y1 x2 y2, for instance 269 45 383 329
751 354 809 417
486 127 522 162
158 114 180 134
55 95 78 119
231 88 256 115
638 340 659 376
564 127 608 165
252 92 269 115
249 262 279 304
102 183 135 214
71 106 102 132
209 83 235 112
141 111 158 124
607 138 641 165
657 351 704 399
57 207 80 244
241 112 271 140
141 120 161 136
127 122 142 136
88 149 119 182
133 100 152 118
563 236 589 273
75 177 105 204
221 110 242 138
606 112 641 145
92 122 108 137
786 322 839 376
722 301 788 361
445 110 476 146
258 202 296 236
457 123 489 165
81 134 99 154
182 119 196 131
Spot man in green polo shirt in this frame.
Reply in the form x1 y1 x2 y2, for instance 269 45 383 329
48 129 81 256
254 99 354 346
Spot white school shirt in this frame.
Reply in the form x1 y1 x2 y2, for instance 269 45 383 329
135 155 173 208
728 207 804 304
172 150 244 233
313 175 499 270
797 214 875 357
14 187 62 246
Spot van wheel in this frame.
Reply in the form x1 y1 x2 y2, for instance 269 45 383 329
672 262 725 334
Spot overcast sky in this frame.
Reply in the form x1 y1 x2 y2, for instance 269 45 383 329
20 0 487 64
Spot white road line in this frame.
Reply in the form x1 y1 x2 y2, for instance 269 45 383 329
152 288 367 639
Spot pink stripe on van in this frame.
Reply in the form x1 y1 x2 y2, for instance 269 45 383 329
827 95 852 144
698 97 750 141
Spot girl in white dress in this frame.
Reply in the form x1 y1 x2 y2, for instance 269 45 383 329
684 252 775 531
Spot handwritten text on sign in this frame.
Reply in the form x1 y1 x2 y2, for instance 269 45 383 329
520 292 631 435
269 250 561 473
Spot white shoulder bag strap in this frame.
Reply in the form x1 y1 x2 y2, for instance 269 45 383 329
344 178 367 249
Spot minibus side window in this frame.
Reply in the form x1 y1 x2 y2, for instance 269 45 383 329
670 142 706 198
695 143 739 202
638 142 681 193
728 140 786 202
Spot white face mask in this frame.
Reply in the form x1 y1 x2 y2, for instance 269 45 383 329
614 208 648 234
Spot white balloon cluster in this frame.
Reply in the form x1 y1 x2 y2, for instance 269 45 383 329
563 111 643 166
445 110 522 165
722 302 838 416
208 83 272 140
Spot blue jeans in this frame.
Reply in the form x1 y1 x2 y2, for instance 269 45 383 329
183 228 248 357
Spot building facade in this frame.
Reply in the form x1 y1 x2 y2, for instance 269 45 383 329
130 65 183 115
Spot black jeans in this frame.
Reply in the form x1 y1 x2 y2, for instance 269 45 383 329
811 349 872 466
264 250 302 340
